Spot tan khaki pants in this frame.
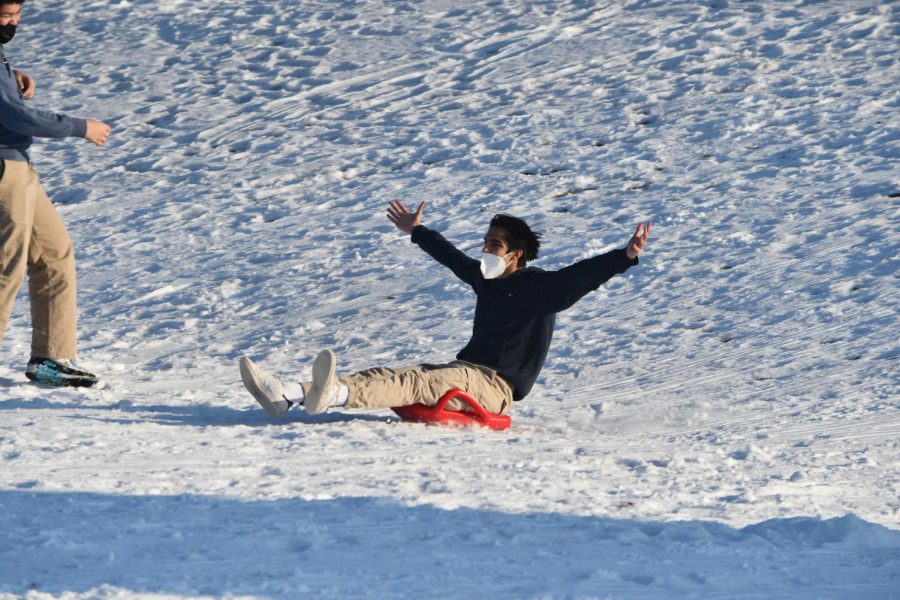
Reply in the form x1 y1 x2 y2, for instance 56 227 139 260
321 360 515 415
0 160 78 359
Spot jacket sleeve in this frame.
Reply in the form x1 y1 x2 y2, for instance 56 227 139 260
0 78 87 139
411 225 481 287
531 248 637 313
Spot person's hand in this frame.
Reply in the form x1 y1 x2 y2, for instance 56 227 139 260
84 120 111 146
387 200 425 235
626 222 650 259
14 70 34 99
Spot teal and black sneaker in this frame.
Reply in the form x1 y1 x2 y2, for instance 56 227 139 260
25 357 99 388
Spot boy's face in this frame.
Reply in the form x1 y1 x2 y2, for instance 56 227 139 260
482 226 524 276
0 3 21 27
482 227 513 257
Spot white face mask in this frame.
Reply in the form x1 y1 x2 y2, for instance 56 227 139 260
480 252 509 279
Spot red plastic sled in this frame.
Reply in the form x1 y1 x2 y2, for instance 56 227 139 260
392 388 511 431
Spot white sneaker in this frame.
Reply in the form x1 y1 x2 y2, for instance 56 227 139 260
239 357 291 418
304 350 338 415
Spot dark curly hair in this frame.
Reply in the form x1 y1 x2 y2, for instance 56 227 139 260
490 213 541 268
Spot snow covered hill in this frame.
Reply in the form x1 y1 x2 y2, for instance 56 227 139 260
1 1 898 598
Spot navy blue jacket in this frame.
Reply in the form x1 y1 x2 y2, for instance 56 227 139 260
0 46 87 162
411 225 638 400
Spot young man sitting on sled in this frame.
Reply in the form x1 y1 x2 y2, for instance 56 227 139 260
239 201 650 417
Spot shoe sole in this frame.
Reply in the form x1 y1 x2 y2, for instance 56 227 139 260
239 357 287 418
25 372 98 388
305 350 336 415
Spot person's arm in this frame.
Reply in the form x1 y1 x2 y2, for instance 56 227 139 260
531 223 650 313
0 77 109 144
387 200 480 286
0 79 86 138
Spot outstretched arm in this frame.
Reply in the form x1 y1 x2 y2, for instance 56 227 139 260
531 222 650 313
0 79 107 142
387 200 481 286
626 222 651 259
7 70 109 145
387 200 425 235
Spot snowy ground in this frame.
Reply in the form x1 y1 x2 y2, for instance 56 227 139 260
1 0 898 598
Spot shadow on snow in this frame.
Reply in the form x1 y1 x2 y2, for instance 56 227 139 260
0 395 392 427
1 491 898 599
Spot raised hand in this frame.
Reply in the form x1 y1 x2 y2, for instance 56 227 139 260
387 200 425 235
626 222 651 259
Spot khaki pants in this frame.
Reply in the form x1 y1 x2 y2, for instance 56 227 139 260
310 360 515 415
0 160 78 359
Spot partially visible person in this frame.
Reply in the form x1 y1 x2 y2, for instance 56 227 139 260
0 0 112 387
240 200 649 418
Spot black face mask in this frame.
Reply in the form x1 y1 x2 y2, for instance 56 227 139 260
0 24 15 45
